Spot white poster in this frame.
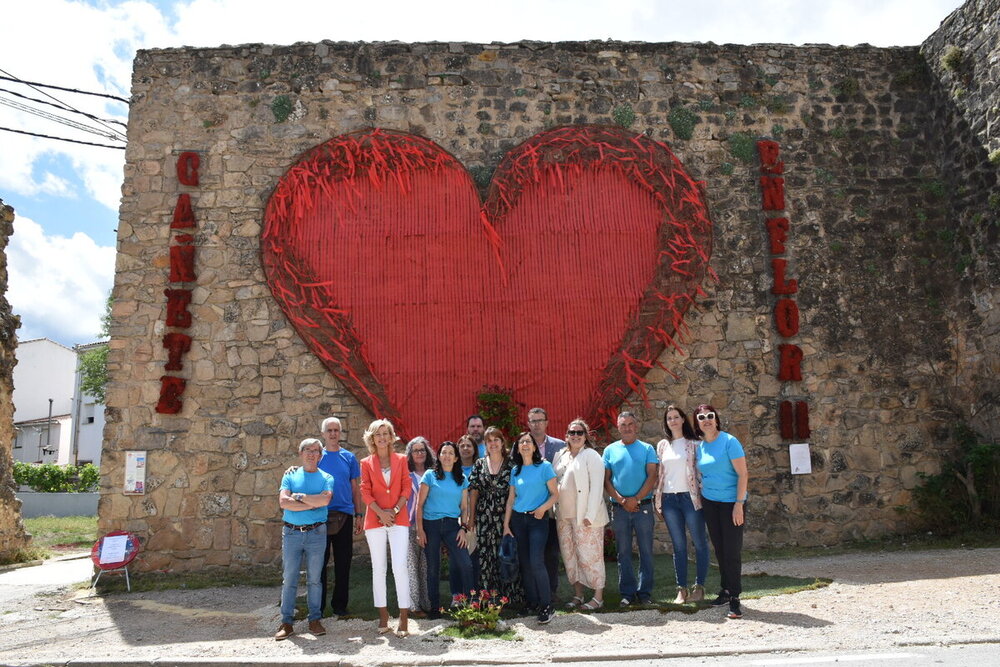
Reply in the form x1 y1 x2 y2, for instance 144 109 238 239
789 443 812 474
124 450 147 494
99 534 129 564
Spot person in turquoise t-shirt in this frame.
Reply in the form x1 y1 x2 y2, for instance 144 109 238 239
275 438 335 641
602 411 658 606
694 403 749 620
503 432 558 625
416 441 473 618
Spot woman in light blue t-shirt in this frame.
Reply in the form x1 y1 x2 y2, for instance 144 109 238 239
503 432 558 625
694 403 749 620
415 440 473 619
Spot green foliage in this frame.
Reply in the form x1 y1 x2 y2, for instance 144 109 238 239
922 180 947 200
912 424 1000 532
771 123 785 138
13 462 100 493
697 98 714 111
765 95 789 114
271 95 293 122
446 589 508 633
832 76 860 98
724 109 736 121
719 162 735 176
990 193 1000 210
941 45 963 72
79 345 108 403
988 149 1000 166
727 132 755 163
476 385 522 442
667 106 698 140
23 515 98 550
612 103 635 129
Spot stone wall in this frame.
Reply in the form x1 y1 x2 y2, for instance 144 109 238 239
921 0 1000 438
102 4 996 570
0 199 28 560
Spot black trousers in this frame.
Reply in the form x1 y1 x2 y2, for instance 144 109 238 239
544 516 560 595
701 496 743 598
320 511 354 615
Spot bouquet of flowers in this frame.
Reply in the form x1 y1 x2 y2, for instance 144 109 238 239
446 589 509 632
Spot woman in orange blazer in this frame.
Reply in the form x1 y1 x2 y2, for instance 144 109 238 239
359 419 412 637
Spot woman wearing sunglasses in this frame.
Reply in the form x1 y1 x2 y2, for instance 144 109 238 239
693 404 748 620
655 404 709 604
552 419 608 611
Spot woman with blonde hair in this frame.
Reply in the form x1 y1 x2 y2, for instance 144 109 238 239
359 419 412 636
552 419 608 610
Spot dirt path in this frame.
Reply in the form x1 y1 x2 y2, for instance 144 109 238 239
1 548 998 666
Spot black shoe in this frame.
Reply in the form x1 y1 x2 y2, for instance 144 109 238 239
635 595 652 605
537 605 555 624
711 590 731 606
727 598 743 619
331 608 348 617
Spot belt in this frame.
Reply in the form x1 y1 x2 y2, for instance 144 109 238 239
615 498 653 506
284 521 323 532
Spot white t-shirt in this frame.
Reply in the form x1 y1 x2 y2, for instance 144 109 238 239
658 438 690 494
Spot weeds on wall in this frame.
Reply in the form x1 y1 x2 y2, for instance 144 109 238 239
727 132 755 163
612 103 636 129
667 106 698 140
271 95 293 122
941 45 964 72
476 385 522 442
912 424 1000 532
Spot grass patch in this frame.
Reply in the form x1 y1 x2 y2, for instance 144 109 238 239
96 565 280 595
440 625 521 640
23 515 97 552
747 527 1000 561
0 546 49 567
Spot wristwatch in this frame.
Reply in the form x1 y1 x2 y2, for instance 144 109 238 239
354 512 363 519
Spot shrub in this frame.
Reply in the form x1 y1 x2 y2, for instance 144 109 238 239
912 424 1000 531
476 385 522 443
13 462 100 493
941 45 963 72
667 106 698 140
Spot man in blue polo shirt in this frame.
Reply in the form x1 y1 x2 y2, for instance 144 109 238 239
276 438 335 640
603 411 658 606
317 416 363 617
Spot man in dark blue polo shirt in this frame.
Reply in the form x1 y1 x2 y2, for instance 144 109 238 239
317 417 363 617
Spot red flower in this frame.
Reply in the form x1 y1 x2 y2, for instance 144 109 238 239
500 596 509 604
471 602 480 610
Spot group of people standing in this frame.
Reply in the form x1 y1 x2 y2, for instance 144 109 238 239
274 404 748 640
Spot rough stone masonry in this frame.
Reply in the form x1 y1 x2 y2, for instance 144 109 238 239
100 0 999 571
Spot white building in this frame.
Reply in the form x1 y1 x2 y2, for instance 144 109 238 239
12 338 106 467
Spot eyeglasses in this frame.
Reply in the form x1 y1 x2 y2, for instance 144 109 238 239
696 412 716 422
528 419 547 424
567 430 586 436
411 448 426 454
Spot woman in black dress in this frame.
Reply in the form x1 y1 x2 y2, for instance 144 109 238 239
468 426 522 603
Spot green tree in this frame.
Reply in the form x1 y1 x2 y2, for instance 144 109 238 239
78 292 112 404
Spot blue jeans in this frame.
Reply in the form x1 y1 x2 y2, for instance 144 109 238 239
510 511 551 609
660 492 709 587
281 523 327 624
423 518 473 612
611 501 655 600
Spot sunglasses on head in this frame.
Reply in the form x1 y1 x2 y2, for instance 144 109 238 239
696 412 717 422
567 429 586 436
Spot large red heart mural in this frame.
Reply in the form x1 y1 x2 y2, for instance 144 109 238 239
262 125 712 443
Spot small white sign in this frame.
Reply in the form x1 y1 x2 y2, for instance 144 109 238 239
124 450 147 495
99 535 128 564
789 443 812 474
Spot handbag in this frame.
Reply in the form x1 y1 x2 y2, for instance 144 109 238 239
499 533 519 583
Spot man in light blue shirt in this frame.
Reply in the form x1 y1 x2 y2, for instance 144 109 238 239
275 438 334 641
603 411 658 606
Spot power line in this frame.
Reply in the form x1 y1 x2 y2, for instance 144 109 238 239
0 87 126 128
0 97 125 142
0 68 129 142
0 126 125 150
0 74 129 104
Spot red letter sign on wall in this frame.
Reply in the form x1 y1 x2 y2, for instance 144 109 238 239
758 140 809 441
156 152 199 414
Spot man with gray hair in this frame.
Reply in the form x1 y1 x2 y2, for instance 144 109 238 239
317 417 363 617
603 411 658 606
275 438 334 640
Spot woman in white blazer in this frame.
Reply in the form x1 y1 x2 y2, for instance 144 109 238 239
553 418 609 610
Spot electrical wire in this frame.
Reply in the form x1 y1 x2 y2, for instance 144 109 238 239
0 74 129 104
0 86 126 128
0 125 126 150
0 68 128 142
0 96 124 141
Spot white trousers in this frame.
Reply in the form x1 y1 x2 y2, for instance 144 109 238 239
365 525 411 609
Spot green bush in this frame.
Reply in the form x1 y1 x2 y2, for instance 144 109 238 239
912 424 1000 531
476 385 522 443
13 462 100 493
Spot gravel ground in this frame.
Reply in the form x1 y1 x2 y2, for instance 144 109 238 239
1 547 998 666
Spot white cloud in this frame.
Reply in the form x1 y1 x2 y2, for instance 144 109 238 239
6 214 115 346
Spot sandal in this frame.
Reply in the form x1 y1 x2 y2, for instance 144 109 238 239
581 598 603 610
377 625 393 635
565 595 585 609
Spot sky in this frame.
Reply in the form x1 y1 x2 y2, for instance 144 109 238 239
0 0 965 348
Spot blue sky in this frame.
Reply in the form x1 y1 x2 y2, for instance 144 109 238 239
0 0 965 347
